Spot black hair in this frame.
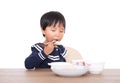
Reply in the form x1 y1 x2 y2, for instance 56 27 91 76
40 11 66 36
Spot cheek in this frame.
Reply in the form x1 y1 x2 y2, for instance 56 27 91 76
44 30 52 36
46 31 54 37
44 32 54 41
59 33 64 40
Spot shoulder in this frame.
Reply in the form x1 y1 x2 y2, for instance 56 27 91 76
57 45 66 50
31 43 44 52
57 45 67 54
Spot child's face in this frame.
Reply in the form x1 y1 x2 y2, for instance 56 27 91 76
42 23 65 42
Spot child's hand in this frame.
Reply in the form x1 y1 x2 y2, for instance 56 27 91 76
43 40 56 55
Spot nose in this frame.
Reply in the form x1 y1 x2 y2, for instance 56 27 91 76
55 31 60 37
54 31 60 39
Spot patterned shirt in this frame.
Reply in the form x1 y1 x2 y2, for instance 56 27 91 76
25 43 67 69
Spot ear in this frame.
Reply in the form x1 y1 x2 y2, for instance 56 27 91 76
41 29 45 36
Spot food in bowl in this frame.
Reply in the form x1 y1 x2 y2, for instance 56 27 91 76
48 62 88 77
71 59 87 66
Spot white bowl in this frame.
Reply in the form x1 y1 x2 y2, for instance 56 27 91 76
48 62 88 77
88 61 105 74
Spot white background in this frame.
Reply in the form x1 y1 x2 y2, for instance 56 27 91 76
0 0 120 68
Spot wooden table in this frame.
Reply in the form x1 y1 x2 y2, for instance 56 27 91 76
0 69 120 83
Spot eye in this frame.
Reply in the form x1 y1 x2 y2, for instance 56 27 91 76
60 30 64 33
51 29 56 32
60 29 64 33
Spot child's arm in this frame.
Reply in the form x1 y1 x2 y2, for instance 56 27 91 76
24 46 48 69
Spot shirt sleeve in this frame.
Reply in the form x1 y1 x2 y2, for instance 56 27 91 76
31 44 48 60
24 44 48 69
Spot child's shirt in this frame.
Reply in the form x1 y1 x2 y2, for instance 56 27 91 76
25 43 67 69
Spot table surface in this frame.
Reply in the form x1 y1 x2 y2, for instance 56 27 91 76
0 69 120 83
